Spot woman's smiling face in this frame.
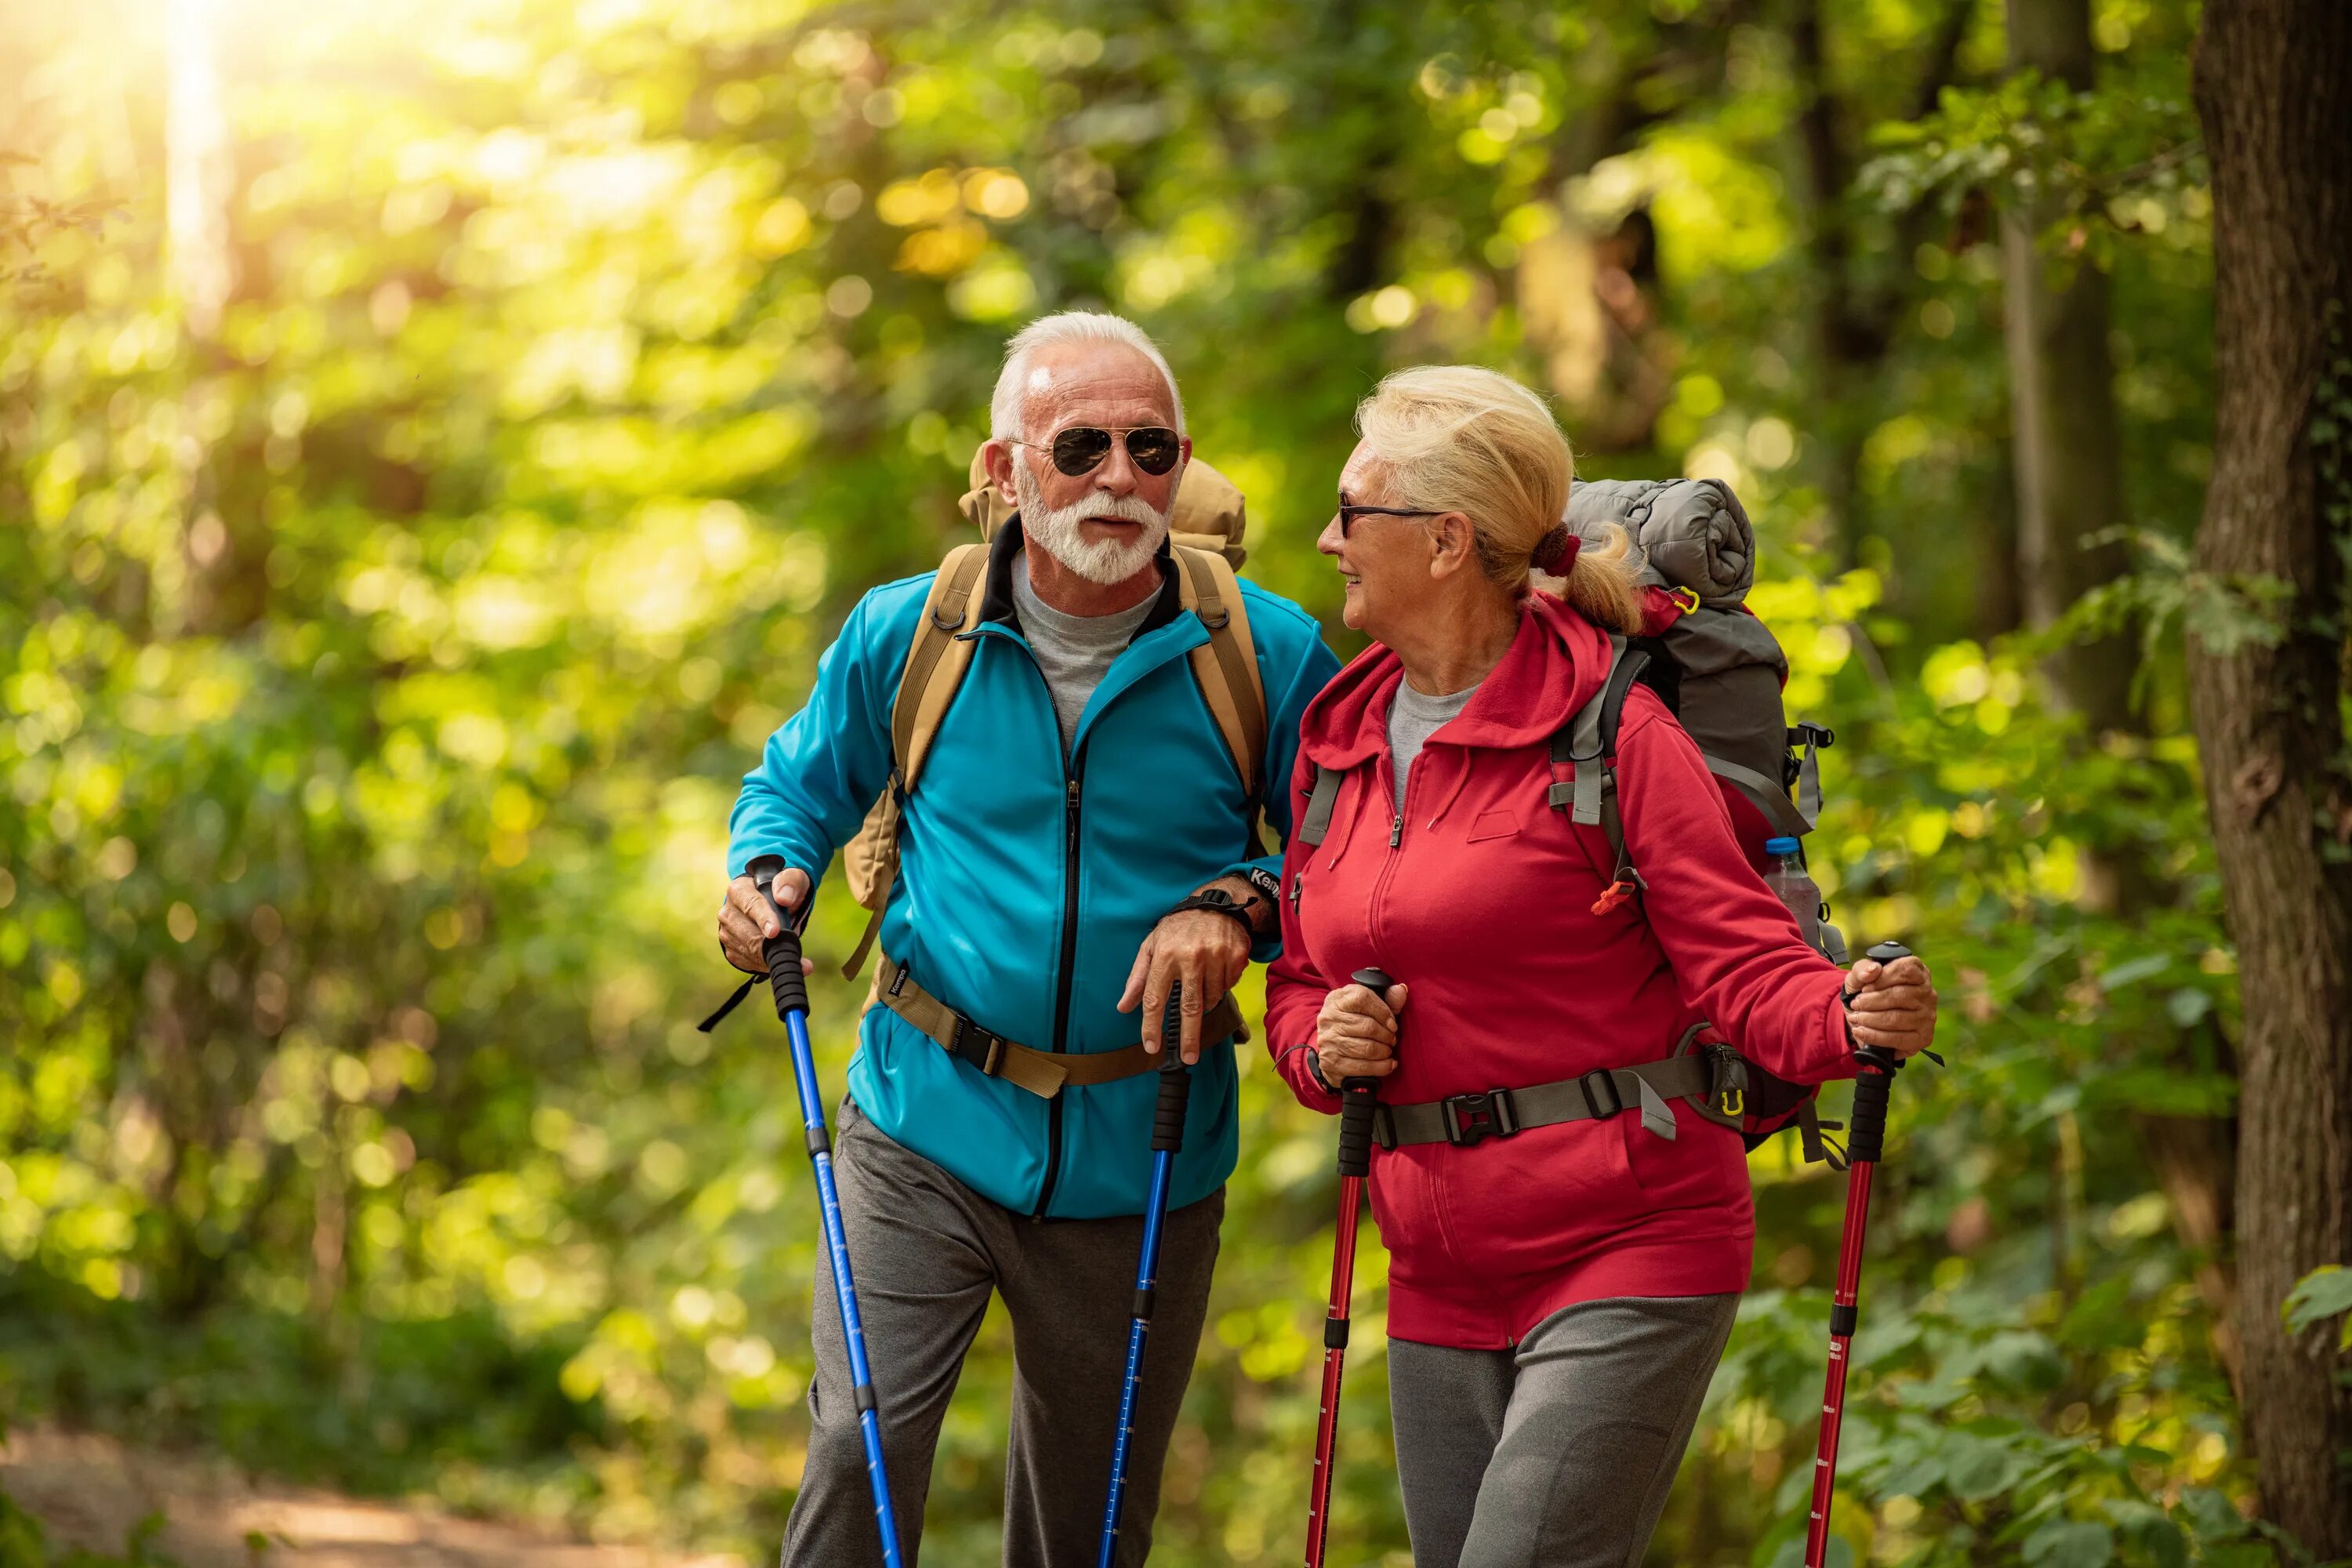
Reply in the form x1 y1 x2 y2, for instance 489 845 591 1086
1318 439 1436 640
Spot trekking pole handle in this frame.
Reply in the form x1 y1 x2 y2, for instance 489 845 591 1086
747 856 811 1021
1335 968 1396 1178
1152 984 1192 1152
1844 941 1913 1164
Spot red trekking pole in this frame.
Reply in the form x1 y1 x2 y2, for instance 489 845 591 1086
1304 966 1393 1568
1804 939 1917 1568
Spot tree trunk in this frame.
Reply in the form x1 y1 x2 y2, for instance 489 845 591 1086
2002 0 2136 739
1978 437 2025 640
2002 2 2244 1371
166 0 260 636
2189 0 2352 1552
1789 0 1973 572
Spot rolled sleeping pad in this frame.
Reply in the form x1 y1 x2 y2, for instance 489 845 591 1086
1567 477 1757 607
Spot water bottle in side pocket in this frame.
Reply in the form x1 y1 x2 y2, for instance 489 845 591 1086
1763 836 1846 961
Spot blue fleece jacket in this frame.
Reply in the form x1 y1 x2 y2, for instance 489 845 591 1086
728 521 1339 1218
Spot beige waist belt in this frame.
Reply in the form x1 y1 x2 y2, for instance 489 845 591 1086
875 953 1245 1098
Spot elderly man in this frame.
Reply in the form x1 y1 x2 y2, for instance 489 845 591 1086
718 311 1338 1565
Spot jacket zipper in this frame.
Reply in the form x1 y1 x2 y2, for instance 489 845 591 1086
1035 744 1085 1218
1368 754 1410 961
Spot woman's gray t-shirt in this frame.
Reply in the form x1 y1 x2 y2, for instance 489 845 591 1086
1388 679 1479 808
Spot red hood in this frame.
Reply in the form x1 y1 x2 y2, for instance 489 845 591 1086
1298 590 1617 770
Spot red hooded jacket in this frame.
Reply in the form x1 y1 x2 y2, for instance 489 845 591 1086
1264 592 1856 1348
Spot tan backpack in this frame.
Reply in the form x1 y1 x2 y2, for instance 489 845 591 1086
837 448 1268 979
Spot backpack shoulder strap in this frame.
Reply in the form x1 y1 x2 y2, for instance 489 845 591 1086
1298 764 1343 847
1172 545 1269 804
1547 635 1650 916
1548 634 1631 825
841 543 991 979
891 542 992 790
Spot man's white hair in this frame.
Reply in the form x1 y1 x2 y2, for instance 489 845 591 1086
989 310 1185 440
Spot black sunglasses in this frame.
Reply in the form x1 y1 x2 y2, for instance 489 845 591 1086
1011 426 1184 477
1336 495 1439 538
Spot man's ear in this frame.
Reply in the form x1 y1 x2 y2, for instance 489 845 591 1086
982 438 1018 504
1427 511 1477 579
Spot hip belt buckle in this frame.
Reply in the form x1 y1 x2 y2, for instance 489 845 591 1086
950 1014 1009 1078
1579 1069 1624 1121
1441 1087 1520 1147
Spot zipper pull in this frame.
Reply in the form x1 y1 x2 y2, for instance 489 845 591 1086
1389 813 1403 848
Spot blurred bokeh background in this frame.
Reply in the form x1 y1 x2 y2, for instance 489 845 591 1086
1 0 2272 1563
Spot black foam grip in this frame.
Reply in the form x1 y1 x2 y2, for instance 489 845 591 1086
751 864 811 1018
1337 1083 1377 1177
764 928 810 1018
1341 968 1398 1180
1843 941 1915 1163
1153 984 1192 1152
1846 1051 1898 1164
1153 1065 1192 1152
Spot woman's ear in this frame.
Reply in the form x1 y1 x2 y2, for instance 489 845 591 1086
1426 511 1477 579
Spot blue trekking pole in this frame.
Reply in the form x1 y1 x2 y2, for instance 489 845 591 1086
746 856 906 1568
1097 982 1193 1568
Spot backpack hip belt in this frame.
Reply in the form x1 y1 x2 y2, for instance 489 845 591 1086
1371 1053 1718 1150
875 952 1244 1099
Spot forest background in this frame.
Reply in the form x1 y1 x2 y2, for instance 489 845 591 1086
4 0 2350 1563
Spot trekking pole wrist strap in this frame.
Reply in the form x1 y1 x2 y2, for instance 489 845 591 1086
1167 887 1259 940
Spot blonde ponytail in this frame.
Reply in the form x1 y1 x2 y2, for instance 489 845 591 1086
1355 365 1646 635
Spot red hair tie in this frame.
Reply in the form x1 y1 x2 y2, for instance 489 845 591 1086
1533 524 1579 575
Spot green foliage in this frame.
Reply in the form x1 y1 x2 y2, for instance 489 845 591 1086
0 0 2260 1562
2283 1269 2352 1352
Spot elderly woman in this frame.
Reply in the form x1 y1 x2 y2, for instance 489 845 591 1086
1262 365 1938 1566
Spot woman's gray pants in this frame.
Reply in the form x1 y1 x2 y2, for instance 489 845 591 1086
1388 1294 1740 1568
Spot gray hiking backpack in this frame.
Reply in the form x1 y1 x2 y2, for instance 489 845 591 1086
1565 477 1850 1159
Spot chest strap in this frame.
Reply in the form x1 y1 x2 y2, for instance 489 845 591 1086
1371 1053 1715 1150
876 952 1245 1099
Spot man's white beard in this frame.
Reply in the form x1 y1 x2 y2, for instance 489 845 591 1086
1014 461 1176 586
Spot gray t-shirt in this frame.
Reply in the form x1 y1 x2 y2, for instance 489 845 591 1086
1011 554 1158 755
1388 679 1479 808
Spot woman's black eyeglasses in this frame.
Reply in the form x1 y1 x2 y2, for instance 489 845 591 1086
1336 497 1439 538
1010 426 1184 477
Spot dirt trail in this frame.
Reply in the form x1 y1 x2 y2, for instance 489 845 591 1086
0 1427 737 1568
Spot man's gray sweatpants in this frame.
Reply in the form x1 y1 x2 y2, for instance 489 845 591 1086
1387 1294 1740 1568
780 1100 1223 1567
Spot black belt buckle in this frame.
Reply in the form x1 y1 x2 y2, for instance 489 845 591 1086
1440 1087 1519 1147
1579 1069 1624 1120
950 1014 1006 1077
